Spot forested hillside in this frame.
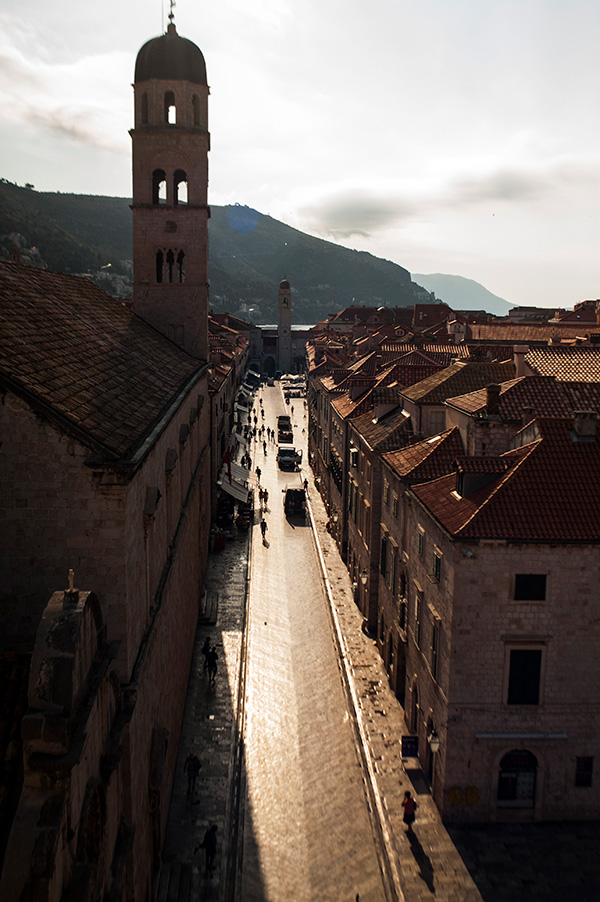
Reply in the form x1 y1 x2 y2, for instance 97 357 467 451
0 179 432 322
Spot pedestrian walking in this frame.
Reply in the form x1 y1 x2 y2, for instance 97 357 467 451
207 646 219 683
201 636 211 672
263 440 267 454
263 488 268 509
256 465 261 482
258 487 264 506
184 752 201 797
260 519 268 542
194 823 218 875
402 790 417 834
303 478 308 492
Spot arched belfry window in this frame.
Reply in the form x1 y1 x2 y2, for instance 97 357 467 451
152 169 167 205
141 93 149 125
177 250 185 283
166 249 175 283
192 95 200 126
165 91 176 124
174 170 188 205
156 250 164 283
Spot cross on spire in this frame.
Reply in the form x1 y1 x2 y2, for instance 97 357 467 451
168 0 176 25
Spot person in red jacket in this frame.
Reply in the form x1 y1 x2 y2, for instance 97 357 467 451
402 789 417 834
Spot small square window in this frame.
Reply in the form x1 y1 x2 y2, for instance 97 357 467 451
514 574 546 601
576 756 594 787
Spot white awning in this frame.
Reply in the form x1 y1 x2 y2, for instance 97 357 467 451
229 461 254 483
218 477 249 503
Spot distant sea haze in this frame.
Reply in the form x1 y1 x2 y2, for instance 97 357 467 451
257 324 314 330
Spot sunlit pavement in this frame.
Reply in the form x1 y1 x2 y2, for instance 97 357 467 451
240 385 386 901
159 383 600 902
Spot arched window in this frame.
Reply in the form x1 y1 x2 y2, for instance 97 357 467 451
166 249 175 283
177 250 185 283
152 169 167 205
174 169 188 205
498 750 537 809
141 93 149 124
165 91 176 124
192 94 200 126
155 250 164 283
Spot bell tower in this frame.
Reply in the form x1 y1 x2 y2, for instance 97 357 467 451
131 10 210 359
277 278 292 374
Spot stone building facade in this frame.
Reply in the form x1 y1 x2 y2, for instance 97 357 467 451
0 262 212 897
0 18 216 899
404 416 600 822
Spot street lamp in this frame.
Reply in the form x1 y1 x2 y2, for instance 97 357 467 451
428 729 440 799
360 569 368 586
332 512 339 524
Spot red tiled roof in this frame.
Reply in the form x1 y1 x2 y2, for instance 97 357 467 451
525 346 600 382
0 261 203 459
467 323 600 342
455 457 511 474
446 376 600 418
350 405 412 451
401 360 515 404
413 417 600 542
382 427 464 481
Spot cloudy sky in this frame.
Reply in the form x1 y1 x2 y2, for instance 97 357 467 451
1 0 600 308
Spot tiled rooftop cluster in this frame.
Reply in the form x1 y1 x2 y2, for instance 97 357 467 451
307 298 600 825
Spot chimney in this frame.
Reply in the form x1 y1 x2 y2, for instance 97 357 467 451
485 384 501 416
573 411 597 439
521 406 535 426
513 345 529 377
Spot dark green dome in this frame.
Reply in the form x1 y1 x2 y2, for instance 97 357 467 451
135 23 207 85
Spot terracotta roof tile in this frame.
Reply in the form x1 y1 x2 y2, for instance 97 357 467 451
467 323 600 342
446 376 600 419
413 417 600 542
401 360 515 404
350 405 412 451
0 261 203 460
382 427 464 481
525 346 600 381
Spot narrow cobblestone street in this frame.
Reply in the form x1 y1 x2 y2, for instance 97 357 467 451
159 383 600 902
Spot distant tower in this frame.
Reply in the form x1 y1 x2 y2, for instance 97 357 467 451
278 278 292 373
131 11 210 359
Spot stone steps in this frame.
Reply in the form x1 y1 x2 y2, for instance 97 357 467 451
154 861 193 902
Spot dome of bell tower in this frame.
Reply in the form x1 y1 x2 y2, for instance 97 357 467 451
134 23 207 85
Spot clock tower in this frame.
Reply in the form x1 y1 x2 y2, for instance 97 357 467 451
131 13 210 359
277 278 292 374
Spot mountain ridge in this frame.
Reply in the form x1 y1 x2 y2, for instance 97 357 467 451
0 179 509 321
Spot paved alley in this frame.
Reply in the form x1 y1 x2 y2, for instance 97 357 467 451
158 381 600 902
